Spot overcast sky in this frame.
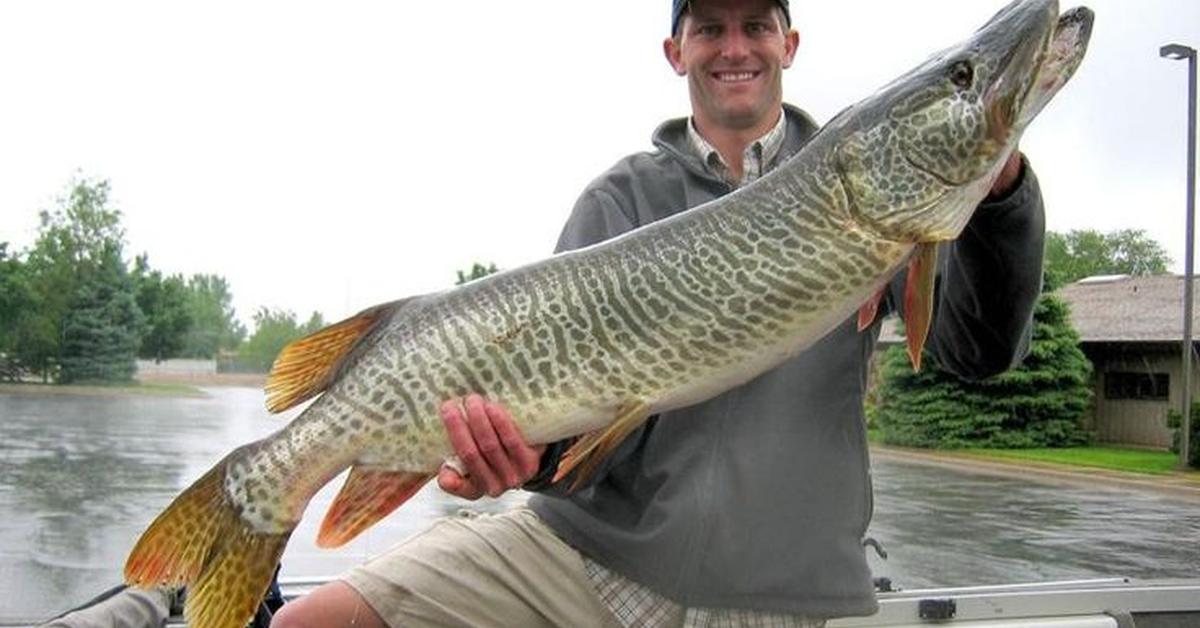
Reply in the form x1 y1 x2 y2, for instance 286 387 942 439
1 1 1197 329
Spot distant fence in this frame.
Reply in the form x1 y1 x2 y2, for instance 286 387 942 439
136 359 217 376
217 355 270 374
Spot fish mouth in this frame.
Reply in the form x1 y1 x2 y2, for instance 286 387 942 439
986 2 1095 141
1016 6 1094 126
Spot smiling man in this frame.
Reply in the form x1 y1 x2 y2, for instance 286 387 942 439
273 1 1043 626
666 0 799 184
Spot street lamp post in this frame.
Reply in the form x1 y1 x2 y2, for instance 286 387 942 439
1161 43 1197 468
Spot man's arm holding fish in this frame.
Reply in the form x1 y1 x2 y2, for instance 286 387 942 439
437 187 638 498
438 151 1044 500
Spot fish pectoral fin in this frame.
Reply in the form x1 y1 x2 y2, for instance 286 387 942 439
857 285 889 332
265 297 414 413
317 466 434 548
552 401 651 491
124 455 292 628
904 242 940 371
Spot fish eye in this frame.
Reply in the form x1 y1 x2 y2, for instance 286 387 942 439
948 60 974 89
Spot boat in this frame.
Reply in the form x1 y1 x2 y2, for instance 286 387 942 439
26 575 1200 627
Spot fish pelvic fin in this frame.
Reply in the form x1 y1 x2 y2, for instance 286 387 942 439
904 242 940 371
857 285 889 332
317 467 433 548
553 401 651 491
124 458 292 628
265 298 413 413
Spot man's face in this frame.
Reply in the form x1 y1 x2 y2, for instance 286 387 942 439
664 0 799 133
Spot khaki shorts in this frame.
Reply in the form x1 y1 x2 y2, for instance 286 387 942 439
344 508 621 628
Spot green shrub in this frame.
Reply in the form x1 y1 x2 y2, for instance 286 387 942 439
876 293 1093 449
1166 403 1200 467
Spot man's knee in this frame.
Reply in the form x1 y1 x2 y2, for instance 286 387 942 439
271 581 386 628
269 599 314 628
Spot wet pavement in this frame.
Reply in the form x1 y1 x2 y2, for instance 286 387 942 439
1 387 1197 622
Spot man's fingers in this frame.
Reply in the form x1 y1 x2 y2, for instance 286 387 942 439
464 395 520 495
487 401 545 482
439 395 539 498
988 150 1023 198
437 463 484 500
440 398 503 497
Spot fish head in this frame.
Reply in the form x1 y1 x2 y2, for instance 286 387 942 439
833 0 1093 243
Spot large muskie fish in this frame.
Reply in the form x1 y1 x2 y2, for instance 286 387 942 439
125 1 1093 626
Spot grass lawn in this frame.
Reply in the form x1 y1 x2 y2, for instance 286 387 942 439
0 380 206 398
867 428 1193 476
959 446 1185 475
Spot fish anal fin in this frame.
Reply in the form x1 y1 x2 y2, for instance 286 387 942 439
124 456 292 628
552 401 651 491
904 243 940 371
265 298 410 413
857 285 889 332
317 467 433 549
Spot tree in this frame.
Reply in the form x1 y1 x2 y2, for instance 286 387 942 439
132 254 193 363
876 292 1093 448
237 308 325 372
0 243 35 380
19 177 141 382
1167 403 1200 468
0 244 27 345
301 311 326 335
181 274 246 358
456 262 499 286
58 241 144 383
1045 229 1170 290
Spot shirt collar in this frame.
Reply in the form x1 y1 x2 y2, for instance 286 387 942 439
686 109 788 187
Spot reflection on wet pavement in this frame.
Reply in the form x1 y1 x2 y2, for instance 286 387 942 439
866 456 1200 589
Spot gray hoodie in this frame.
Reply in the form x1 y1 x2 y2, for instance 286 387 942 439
528 104 1045 618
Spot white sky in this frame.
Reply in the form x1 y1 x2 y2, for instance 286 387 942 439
1 1 1197 329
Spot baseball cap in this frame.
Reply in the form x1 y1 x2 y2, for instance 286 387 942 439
671 0 792 35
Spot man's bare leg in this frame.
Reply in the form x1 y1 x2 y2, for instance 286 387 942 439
271 581 387 628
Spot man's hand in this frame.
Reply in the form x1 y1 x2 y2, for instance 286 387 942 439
987 151 1024 200
438 394 546 500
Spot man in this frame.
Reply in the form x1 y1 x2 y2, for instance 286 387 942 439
274 0 1042 625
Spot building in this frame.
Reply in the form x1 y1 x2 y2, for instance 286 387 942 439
1057 275 1196 449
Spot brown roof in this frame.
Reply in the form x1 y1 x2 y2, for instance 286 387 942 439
1057 274 1198 343
878 274 1197 345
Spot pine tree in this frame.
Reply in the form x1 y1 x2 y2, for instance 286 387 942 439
59 242 143 383
876 292 1093 448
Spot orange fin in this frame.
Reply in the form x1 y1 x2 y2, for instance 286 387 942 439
317 467 433 548
904 242 940 371
553 401 651 491
265 298 410 413
124 457 292 628
857 285 889 332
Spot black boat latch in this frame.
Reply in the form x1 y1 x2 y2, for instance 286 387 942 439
918 598 957 621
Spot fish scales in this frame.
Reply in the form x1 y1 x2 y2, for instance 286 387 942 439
227 156 911 538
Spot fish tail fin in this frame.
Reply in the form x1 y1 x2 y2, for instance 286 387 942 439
124 457 292 628
317 466 433 548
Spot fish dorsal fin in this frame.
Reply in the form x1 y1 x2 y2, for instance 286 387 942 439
265 298 410 413
904 243 940 371
552 401 651 491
